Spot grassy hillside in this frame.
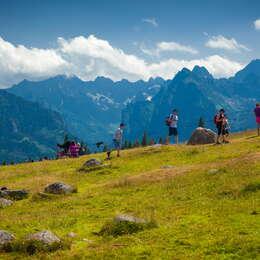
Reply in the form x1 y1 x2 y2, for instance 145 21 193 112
0 131 259 259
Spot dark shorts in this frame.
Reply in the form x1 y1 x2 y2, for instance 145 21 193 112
217 124 226 136
169 127 178 136
113 139 121 149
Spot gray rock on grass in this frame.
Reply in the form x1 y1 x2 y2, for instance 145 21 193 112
83 159 102 167
0 230 15 248
0 189 28 200
44 182 77 195
27 230 61 245
187 127 216 145
114 214 147 224
0 198 13 208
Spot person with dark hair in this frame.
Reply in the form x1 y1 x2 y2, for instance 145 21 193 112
214 109 229 144
112 123 125 158
167 109 179 144
254 103 260 136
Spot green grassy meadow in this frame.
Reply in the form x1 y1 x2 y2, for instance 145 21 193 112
0 131 259 259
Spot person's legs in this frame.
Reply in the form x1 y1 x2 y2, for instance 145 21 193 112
173 128 178 144
216 126 222 144
258 123 260 136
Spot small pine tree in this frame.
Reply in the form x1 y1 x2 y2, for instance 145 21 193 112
2 161 6 166
141 132 148 146
198 117 205 128
158 137 163 144
134 139 140 147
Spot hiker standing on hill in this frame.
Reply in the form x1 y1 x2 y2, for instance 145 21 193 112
214 109 229 144
167 109 179 144
254 103 260 136
107 123 125 159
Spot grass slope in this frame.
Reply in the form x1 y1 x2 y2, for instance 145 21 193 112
0 131 259 259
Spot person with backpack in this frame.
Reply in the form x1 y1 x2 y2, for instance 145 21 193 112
214 109 229 144
254 103 260 136
166 109 178 144
109 123 125 158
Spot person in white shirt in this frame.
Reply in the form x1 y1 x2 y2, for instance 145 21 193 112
113 123 125 157
168 109 179 144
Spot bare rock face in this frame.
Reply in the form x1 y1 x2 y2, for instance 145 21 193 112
0 188 29 200
0 230 15 248
0 198 13 208
27 230 61 245
44 182 77 194
187 127 216 145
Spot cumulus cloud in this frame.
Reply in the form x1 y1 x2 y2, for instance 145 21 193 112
142 18 158 27
0 37 69 87
205 35 250 52
254 19 260 30
0 35 244 88
139 41 198 56
157 41 198 54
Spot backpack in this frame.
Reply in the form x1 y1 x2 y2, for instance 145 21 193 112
214 114 218 125
165 116 173 126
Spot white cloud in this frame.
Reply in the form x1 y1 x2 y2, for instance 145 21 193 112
254 19 260 30
139 41 198 56
0 35 244 88
0 37 69 87
205 35 250 52
142 18 158 27
157 41 198 55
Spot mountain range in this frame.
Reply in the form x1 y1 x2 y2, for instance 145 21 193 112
1 59 260 162
122 60 260 142
0 90 68 163
8 76 164 146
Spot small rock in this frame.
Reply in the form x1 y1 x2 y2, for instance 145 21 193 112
114 214 147 224
0 230 15 248
67 232 77 238
44 182 77 194
27 230 60 245
0 189 29 200
0 198 13 208
208 169 219 174
83 159 102 167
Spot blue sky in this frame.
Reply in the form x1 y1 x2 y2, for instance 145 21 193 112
0 0 259 87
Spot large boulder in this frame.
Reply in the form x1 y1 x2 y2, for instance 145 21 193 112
187 127 216 145
0 198 13 208
0 189 29 200
0 230 15 249
44 182 77 194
